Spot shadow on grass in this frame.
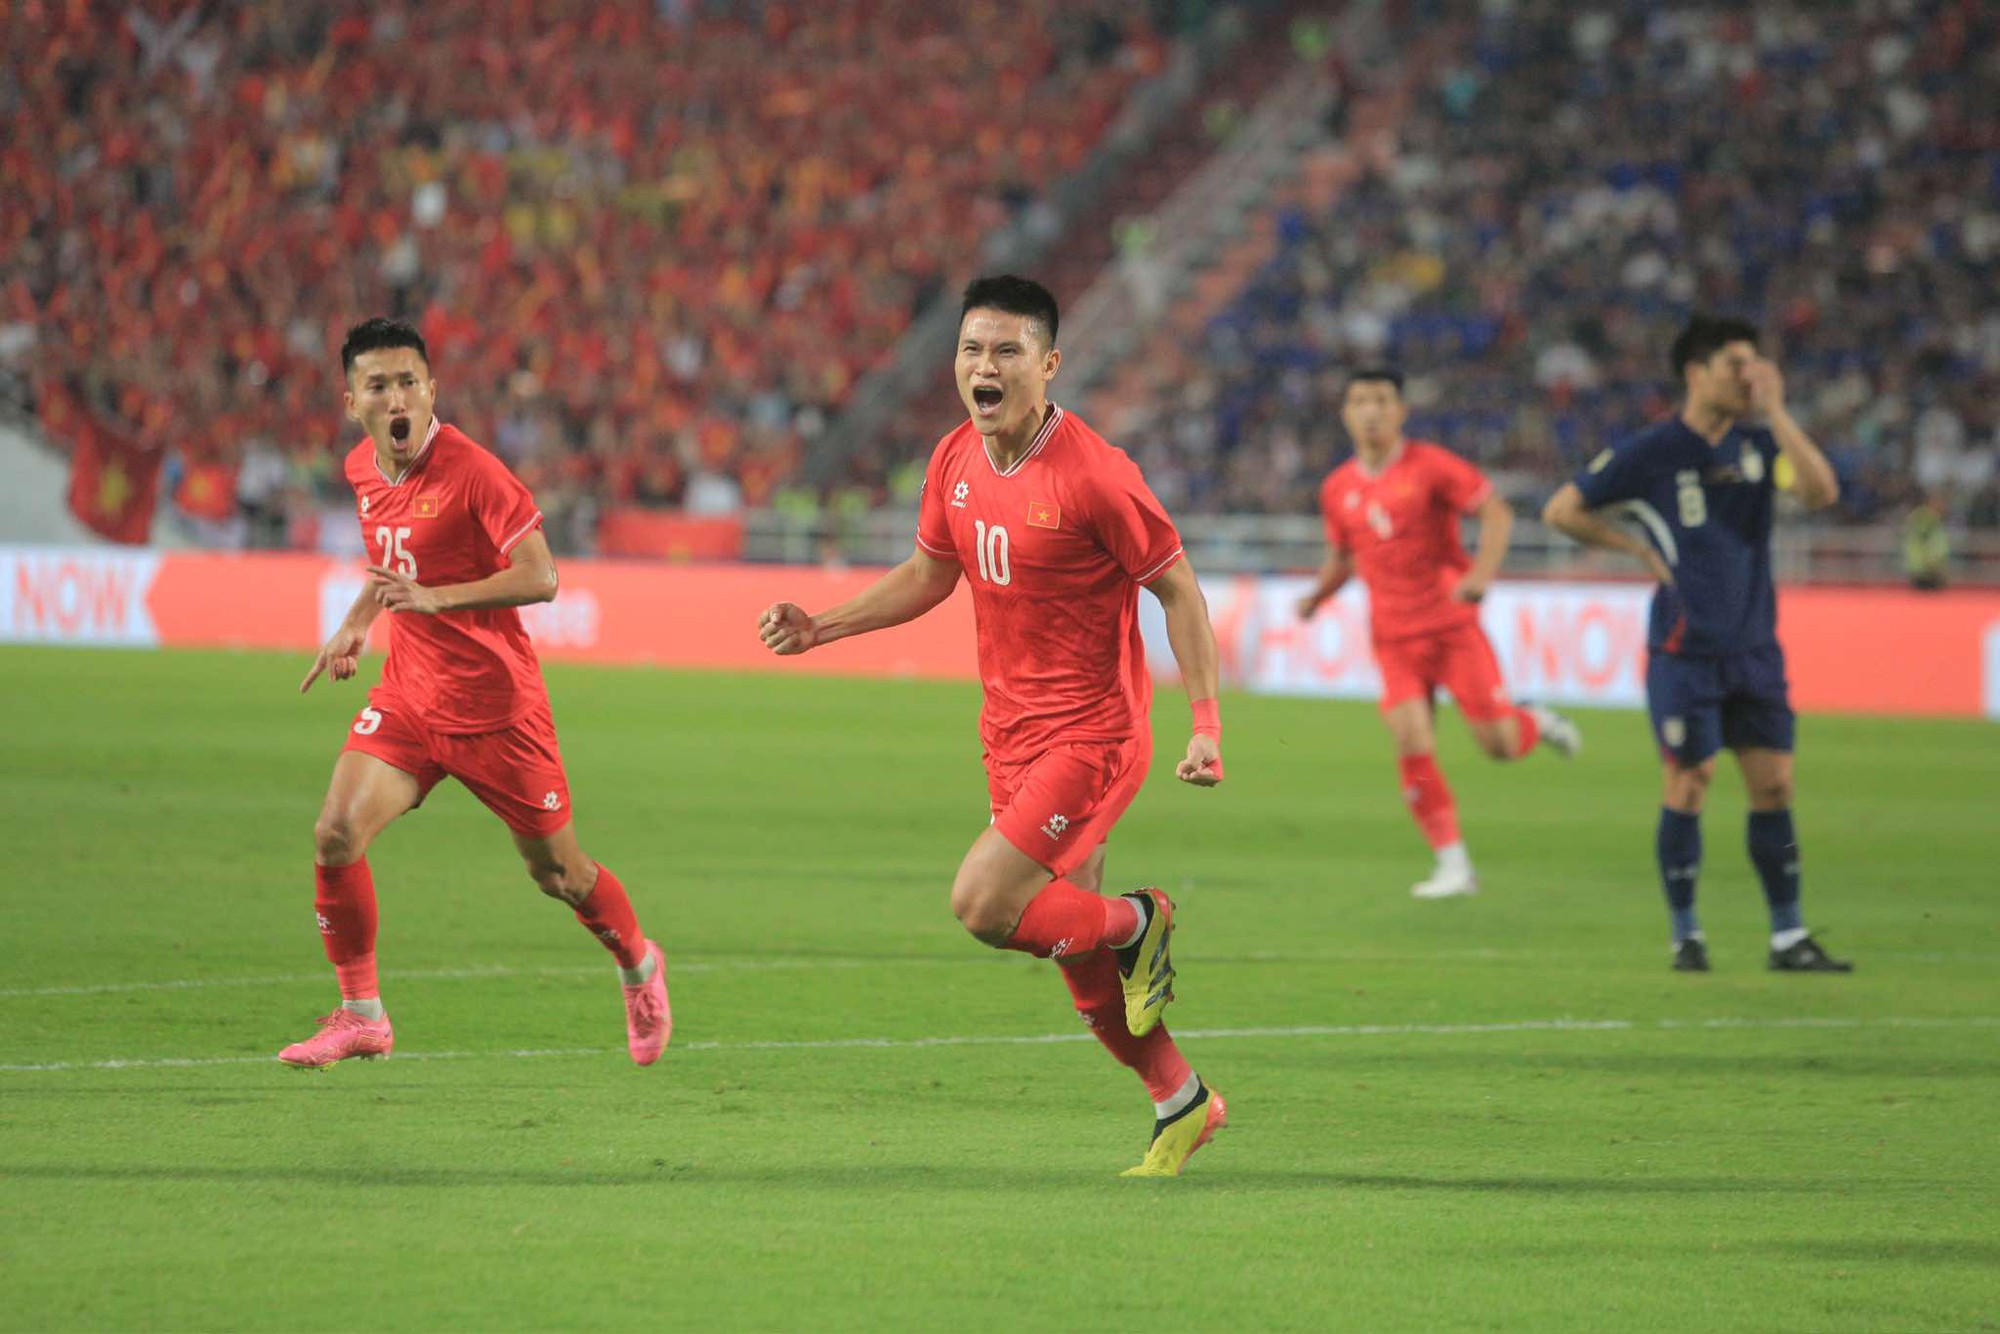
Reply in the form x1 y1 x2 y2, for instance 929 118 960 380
1486 1236 2000 1266
0 1161 1956 1200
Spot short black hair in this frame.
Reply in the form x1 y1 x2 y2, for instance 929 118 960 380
1669 314 1758 382
1345 366 1405 395
960 274 1059 348
341 317 430 377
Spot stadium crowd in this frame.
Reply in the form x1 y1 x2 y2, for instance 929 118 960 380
1108 1 2000 528
5 0 1176 548
7 1 1995 550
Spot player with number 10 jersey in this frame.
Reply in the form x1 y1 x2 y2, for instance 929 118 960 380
758 276 1229 1177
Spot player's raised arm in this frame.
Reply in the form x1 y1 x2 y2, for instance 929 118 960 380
758 546 962 656
301 583 385 692
1145 556 1225 786
1542 482 1675 587
1747 358 1840 511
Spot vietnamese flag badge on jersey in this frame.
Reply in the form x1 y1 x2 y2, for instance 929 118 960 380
1028 501 1060 529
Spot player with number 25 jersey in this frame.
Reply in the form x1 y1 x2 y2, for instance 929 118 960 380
279 317 671 1072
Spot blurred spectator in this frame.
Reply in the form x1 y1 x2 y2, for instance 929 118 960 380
1902 493 1951 590
1098 0 2000 524
7 0 1177 545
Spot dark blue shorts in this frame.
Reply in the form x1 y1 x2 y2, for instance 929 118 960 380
1646 645 1795 767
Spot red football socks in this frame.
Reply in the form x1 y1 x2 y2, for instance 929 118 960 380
573 862 646 969
1398 753 1462 850
1509 706 1541 759
1007 879 1117 959
1060 950 1194 1102
314 859 379 1000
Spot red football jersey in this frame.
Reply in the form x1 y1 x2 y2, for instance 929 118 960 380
1319 439 1493 642
916 404 1182 764
344 419 549 733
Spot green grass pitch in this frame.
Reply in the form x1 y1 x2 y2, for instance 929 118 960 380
2 646 1995 1331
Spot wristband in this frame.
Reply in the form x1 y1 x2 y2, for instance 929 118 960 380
1190 697 1221 740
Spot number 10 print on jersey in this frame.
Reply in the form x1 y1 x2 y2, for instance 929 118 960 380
917 404 1186 764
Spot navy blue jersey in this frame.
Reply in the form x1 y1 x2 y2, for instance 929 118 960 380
1572 417 1779 655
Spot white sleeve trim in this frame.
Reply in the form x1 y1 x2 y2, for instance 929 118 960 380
1136 545 1185 584
499 511 545 554
916 533 958 558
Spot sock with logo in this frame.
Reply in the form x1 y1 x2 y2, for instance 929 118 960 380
1058 949 1195 1102
1747 809 1803 935
572 862 646 970
1657 807 1703 941
1005 880 1116 959
1398 754 1461 850
315 859 380 1002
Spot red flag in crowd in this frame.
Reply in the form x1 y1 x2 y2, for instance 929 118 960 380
175 460 239 525
63 406 164 545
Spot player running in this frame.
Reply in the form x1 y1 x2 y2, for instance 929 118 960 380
1543 314 1852 973
758 276 1227 1177
282 317 671 1068
1297 368 1580 899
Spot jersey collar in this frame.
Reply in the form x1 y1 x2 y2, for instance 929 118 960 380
373 416 442 486
1352 438 1406 479
981 402 1063 477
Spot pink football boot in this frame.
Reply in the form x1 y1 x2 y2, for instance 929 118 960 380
623 939 672 1066
278 1008 394 1069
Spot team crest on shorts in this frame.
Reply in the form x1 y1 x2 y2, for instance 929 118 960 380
1661 717 1686 749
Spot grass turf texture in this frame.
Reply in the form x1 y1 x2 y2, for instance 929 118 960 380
2 645 1995 1332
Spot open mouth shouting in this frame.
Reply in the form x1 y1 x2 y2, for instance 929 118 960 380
971 384 1004 420
389 415 412 444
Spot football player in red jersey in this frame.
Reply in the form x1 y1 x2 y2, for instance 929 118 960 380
281 318 670 1069
759 277 1227 1177
1298 369 1581 899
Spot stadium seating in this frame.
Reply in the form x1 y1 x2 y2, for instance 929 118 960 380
7 0 1169 547
1079 1 2000 527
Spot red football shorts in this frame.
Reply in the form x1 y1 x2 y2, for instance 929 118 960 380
342 693 573 839
1374 621 1514 723
987 736 1149 878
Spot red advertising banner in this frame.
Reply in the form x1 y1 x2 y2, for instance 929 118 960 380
595 509 746 561
2 548 1995 719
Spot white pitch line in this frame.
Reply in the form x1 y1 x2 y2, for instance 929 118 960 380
10 949 1996 1002
0 956 993 1000
1 1015 1992 1074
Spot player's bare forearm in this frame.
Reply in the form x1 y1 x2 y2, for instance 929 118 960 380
1299 550 1351 616
1467 494 1513 586
430 563 558 612
1148 558 1225 785
1543 485 1643 557
1766 408 1841 511
812 549 961 646
337 584 385 633
1542 484 1672 583
1147 558 1220 702
369 530 558 615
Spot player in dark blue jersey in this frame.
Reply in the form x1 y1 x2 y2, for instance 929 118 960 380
1543 315 1852 974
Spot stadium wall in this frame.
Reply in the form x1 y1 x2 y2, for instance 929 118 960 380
4 546 1996 720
